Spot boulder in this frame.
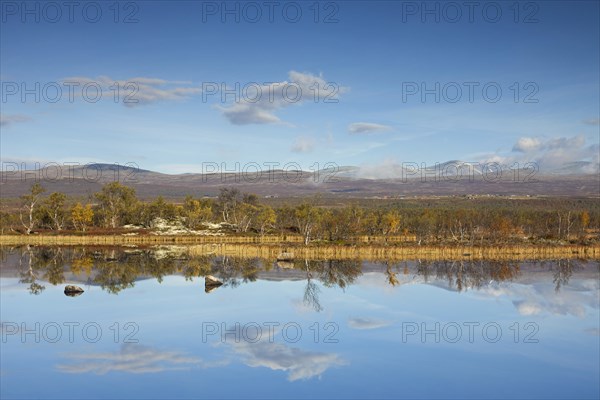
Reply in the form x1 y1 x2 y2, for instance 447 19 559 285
204 275 223 293
277 252 294 261
276 260 295 269
64 285 84 296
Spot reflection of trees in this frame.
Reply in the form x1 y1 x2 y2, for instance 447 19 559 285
0 246 18 264
143 254 177 284
551 259 583 292
298 258 362 312
93 258 138 294
240 258 260 283
490 262 521 282
91 249 182 293
39 247 66 285
214 256 263 288
21 245 73 292
10 247 593 298
11 246 189 294
385 262 400 287
416 260 431 283
18 245 45 294
303 259 322 312
182 257 212 281
414 260 521 292
71 248 94 277
319 259 362 289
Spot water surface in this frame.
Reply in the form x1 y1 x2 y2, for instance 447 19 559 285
1 247 598 399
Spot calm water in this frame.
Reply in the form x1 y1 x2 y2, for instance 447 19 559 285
1 247 599 399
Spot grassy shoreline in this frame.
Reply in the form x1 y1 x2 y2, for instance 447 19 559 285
1 234 599 261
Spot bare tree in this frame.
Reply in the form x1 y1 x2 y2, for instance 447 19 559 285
44 192 67 230
19 183 45 234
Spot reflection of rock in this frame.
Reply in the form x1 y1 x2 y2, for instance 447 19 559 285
205 275 223 293
276 261 295 269
64 285 84 296
205 275 222 285
277 252 294 261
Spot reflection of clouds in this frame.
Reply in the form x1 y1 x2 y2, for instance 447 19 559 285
347 317 391 330
359 266 598 319
584 328 599 336
57 344 227 374
513 301 543 316
229 340 346 381
291 298 316 314
357 272 406 293
480 279 599 317
0 278 30 292
0 113 31 127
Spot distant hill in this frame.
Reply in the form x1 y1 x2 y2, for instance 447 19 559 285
1 161 598 199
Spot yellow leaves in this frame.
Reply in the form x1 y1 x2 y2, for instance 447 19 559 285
71 203 94 231
71 256 94 276
381 210 401 236
256 205 277 232
386 265 400 286
581 211 590 229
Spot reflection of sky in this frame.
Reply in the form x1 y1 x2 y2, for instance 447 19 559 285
1 264 599 399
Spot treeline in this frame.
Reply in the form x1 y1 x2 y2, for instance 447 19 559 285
0 182 598 244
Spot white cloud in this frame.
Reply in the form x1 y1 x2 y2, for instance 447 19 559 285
353 158 404 179
347 317 391 330
61 76 201 107
0 113 31 127
57 344 225 374
218 71 347 125
512 137 541 152
487 135 599 174
291 136 315 153
220 102 282 125
350 134 598 178
583 118 599 125
348 122 392 134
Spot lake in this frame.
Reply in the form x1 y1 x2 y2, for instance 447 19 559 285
1 246 599 399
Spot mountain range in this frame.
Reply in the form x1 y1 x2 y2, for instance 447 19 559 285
0 161 598 199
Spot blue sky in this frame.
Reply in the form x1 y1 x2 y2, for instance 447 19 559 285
1 0 599 175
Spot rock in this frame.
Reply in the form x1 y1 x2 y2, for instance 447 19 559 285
205 275 223 286
277 252 294 261
276 260 295 269
204 275 223 293
64 285 84 296
204 275 223 286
